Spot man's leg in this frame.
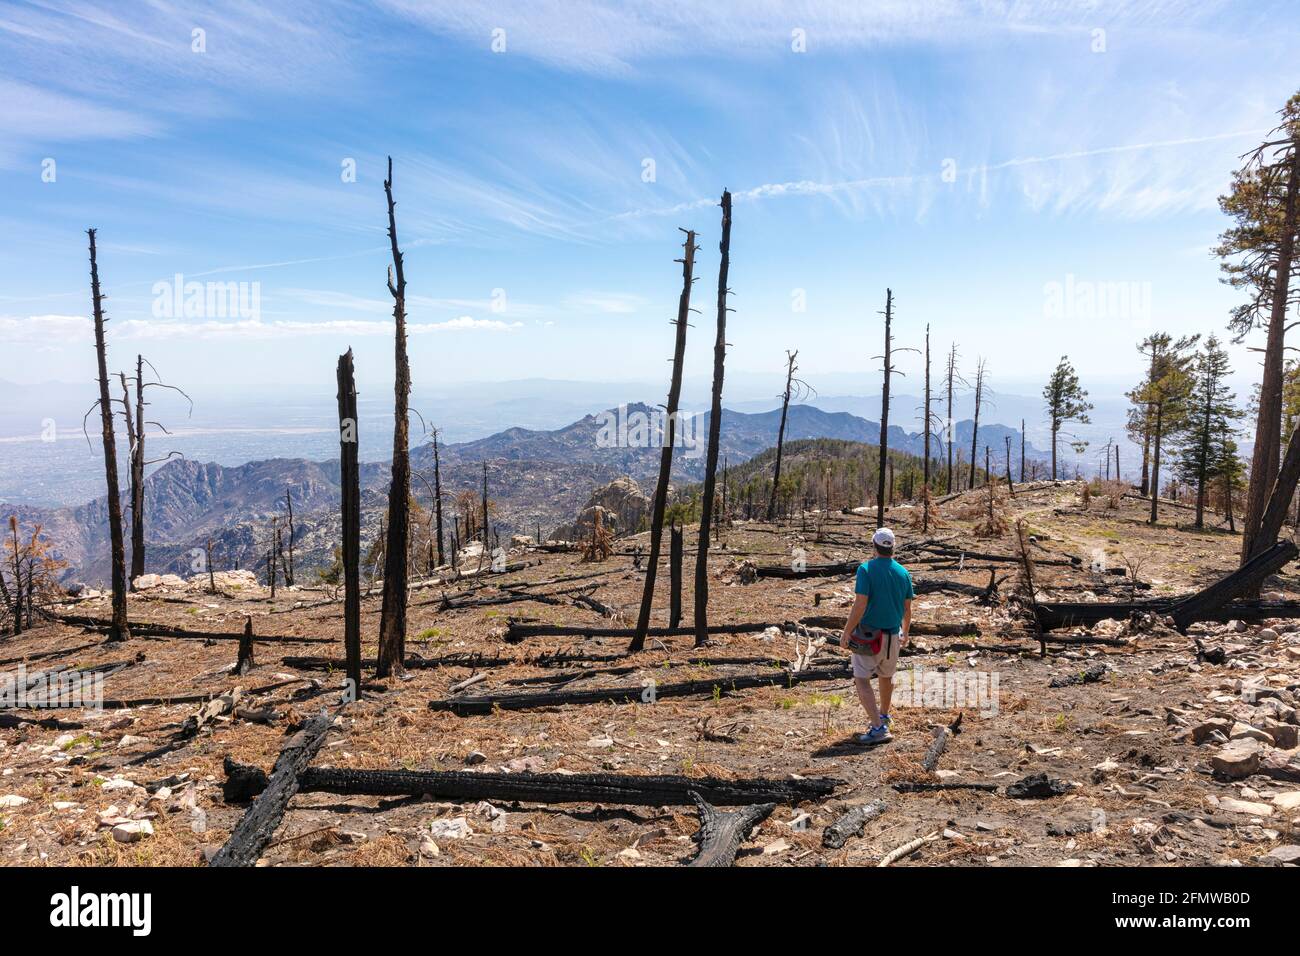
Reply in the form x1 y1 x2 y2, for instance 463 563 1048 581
878 675 894 716
854 676 881 727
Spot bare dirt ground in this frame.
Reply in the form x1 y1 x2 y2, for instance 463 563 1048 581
3 480 1299 867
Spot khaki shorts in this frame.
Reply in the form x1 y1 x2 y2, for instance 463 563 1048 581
851 630 900 680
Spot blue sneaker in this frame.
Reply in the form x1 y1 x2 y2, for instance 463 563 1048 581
880 712 893 729
855 723 893 746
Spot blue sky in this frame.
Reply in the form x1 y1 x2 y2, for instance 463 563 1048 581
1 0 1298 405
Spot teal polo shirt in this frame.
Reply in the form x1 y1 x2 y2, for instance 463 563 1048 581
854 556 915 632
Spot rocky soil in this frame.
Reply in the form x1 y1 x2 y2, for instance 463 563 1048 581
2 481 1298 868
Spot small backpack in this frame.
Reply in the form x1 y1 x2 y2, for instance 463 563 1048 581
848 622 886 655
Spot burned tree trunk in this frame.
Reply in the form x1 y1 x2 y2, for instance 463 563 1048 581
945 344 959 493
687 792 776 867
432 429 445 567
210 708 337 867
481 460 490 552
1244 141 1300 563
968 358 987 490
225 761 838 808
88 230 129 643
1257 418 1300 557
377 156 411 678
630 230 697 654
1005 435 1015 496
669 523 683 630
767 350 798 521
921 324 932 530
336 349 363 699
118 362 145 585
283 489 295 587
694 190 732 647
235 616 255 675
823 799 887 850
876 289 894 527
1020 419 1026 482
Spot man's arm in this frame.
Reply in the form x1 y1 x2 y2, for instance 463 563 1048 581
900 598 913 645
841 594 868 649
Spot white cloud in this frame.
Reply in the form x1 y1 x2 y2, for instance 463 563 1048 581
563 292 647 314
0 314 93 343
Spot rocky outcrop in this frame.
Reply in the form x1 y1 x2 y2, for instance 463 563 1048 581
551 476 650 542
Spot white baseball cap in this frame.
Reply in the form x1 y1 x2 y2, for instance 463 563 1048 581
873 527 896 550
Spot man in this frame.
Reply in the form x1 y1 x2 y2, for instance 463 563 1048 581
840 527 914 745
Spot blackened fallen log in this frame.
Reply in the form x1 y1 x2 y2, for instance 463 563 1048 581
1048 662 1107 687
1168 540 1298 630
920 713 962 774
281 648 701 673
822 798 887 849
9 677 310 711
1034 599 1300 631
0 642 100 668
222 760 840 807
687 792 775 867
504 656 783 686
55 615 334 644
919 545 1081 567
504 620 783 642
0 713 84 730
755 560 856 579
282 652 514 672
892 781 998 793
798 615 980 636
914 579 1001 599
429 662 851 716
1031 540 1299 631
210 708 337 867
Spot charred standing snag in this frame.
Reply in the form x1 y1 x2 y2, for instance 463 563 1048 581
234 616 255 674
378 156 411 678
695 189 732 647
631 229 697 653
432 428 445 567
767 350 802 520
876 290 894 525
687 792 776 867
669 524 683 629
210 708 338 867
967 358 987 490
87 230 130 643
336 349 362 698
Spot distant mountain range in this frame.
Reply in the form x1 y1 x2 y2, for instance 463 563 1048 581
3 402 1046 584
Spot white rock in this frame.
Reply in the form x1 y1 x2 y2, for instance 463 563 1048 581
1273 791 1300 811
1219 797 1273 817
419 838 440 858
0 794 30 808
111 820 154 843
428 817 473 839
